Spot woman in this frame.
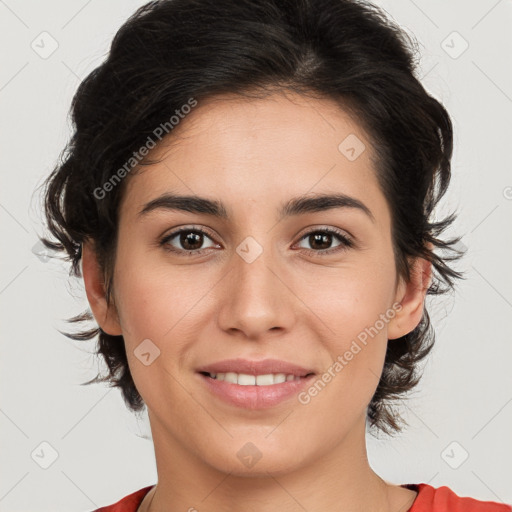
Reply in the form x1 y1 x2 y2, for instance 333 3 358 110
40 0 511 510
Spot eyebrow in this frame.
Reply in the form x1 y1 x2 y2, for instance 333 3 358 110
138 192 375 223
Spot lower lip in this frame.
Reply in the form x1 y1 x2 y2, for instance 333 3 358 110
197 373 316 410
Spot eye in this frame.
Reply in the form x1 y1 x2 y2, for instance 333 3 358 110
295 227 354 256
159 225 354 257
160 226 220 255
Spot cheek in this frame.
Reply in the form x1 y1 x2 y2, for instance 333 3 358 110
112 262 196 407
299 262 396 340
113 249 198 338
293 262 395 414
297 288 393 438
111 252 214 391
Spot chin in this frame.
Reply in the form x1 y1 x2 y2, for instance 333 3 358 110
199 437 310 478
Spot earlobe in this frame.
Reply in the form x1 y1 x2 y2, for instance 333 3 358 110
387 254 432 340
81 239 123 336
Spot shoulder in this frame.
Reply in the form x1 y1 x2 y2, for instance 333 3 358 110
405 483 512 512
91 485 154 512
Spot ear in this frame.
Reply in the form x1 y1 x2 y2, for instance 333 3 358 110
81 239 123 336
387 248 433 341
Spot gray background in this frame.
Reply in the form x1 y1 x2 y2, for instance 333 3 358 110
1 0 511 510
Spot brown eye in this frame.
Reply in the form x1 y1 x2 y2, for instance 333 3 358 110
179 231 205 251
296 228 354 256
160 227 218 255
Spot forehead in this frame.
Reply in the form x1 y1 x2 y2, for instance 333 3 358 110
120 91 389 226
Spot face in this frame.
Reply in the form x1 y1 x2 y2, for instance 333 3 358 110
84 90 428 477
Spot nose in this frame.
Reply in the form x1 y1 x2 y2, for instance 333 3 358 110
216 236 295 340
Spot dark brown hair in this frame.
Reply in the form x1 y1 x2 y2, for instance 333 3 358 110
40 0 466 436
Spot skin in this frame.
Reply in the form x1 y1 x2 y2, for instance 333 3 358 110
83 90 431 512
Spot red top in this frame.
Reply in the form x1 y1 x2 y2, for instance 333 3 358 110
93 483 512 511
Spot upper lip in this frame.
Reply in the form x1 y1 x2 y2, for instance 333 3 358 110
196 358 316 377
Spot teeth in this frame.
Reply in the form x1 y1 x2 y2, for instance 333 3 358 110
208 372 302 385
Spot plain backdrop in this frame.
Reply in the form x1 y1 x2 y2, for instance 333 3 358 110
1 0 511 510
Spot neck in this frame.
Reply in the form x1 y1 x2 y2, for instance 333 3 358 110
138 410 417 512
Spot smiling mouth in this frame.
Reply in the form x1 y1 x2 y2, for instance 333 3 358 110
199 371 315 386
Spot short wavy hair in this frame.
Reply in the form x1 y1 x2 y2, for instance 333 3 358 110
40 0 466 436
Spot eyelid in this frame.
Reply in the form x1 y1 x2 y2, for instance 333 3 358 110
161 224 217 240
296 225 353 243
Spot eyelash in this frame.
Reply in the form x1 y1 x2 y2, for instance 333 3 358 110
159 226 354 257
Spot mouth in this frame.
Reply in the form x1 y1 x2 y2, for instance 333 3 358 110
198 371 315 385
195 358 317 409
196 357 316 379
